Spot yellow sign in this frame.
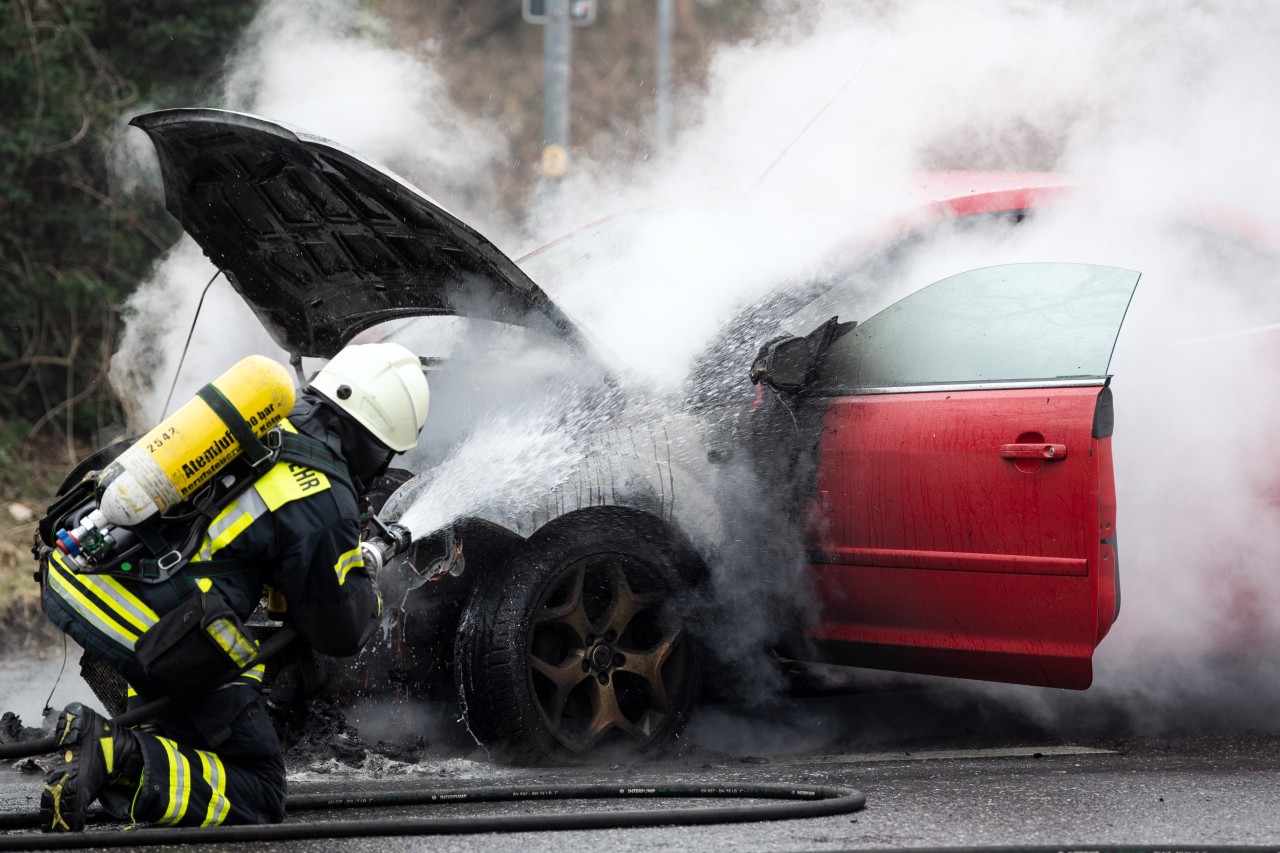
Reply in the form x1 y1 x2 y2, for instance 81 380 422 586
541 144 569 178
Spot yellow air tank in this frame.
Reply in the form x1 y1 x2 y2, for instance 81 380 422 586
97 355 296 527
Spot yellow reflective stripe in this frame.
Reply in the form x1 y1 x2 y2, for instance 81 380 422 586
194 489 270 559
205 618 257 668
84 573 159 633
101 737 114 774
172 749 192 826
158 738 179 825
241 663 266 683
47 552 159 643
197 752 216 826
334 546 363 586
216 489 268 537
47 558 140 648
209 511 255 553
255 462 330 512
195 578 213 593
197 750 231 826
157 738 191 826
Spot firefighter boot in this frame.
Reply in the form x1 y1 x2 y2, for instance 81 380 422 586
40 703 140 832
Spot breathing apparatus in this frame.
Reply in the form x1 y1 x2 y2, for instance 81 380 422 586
38 355 296 579
36 344 430 584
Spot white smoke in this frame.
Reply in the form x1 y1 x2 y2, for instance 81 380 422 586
105 0 1280 737
220 0 506 209
109 0 510 421
109 239 282 425
525 0 1280 729
394 414 582 537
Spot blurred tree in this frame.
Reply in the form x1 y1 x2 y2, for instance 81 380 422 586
0 0 255 464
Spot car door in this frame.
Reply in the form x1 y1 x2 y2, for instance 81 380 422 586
801 262 1138 689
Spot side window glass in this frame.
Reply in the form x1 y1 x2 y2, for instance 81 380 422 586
813 263 1140 391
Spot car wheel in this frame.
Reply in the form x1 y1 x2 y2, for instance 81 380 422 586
455 513 702 764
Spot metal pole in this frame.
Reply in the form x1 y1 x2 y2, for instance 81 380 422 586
655 0 673 157
542 0 571 182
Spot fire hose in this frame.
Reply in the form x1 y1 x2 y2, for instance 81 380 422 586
0 783 865 847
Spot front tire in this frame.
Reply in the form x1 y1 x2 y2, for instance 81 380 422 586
455 513 701 764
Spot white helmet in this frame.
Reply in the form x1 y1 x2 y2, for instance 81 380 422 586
310 342 429 452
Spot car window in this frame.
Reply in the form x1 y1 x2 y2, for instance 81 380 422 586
812 262 1140 391
776 212 1038 339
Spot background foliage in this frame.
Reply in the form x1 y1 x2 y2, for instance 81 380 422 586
1 0 257 468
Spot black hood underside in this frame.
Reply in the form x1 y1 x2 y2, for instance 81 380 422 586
131 108 590 359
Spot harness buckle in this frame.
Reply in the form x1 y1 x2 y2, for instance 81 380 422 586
155 550 185 576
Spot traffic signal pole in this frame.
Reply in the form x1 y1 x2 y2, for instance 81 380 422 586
541 0 571 182
655 0 673 157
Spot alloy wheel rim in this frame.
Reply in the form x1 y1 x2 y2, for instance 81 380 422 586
527 553 688 753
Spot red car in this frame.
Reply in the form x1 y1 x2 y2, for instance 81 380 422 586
754 259 1131 691
117 110 1146 763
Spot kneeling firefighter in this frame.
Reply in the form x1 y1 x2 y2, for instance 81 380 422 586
32 342 429 831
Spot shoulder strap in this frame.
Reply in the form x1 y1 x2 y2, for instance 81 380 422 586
80 429 354 587
274 431 355 494
196 383 274 472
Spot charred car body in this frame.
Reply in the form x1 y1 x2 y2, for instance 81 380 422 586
100 109 1140 764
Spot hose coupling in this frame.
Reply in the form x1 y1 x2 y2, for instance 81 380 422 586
360 520 412 578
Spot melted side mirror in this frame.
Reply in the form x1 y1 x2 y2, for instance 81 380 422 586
749 336 810 392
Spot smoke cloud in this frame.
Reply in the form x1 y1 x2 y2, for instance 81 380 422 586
109 0 511 422
107 0 1280 742
525 0 1280 733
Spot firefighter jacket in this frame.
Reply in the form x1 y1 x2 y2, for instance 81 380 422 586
41 419 383 702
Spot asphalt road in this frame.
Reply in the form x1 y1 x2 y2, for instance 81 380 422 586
4 678 1280 851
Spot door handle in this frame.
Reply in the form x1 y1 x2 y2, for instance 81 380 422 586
1000 443 1067 460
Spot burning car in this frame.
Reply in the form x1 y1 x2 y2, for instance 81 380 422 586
108 108 1149 764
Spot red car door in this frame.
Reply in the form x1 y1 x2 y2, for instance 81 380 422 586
802 263 1139 689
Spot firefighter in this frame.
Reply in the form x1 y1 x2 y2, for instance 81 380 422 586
38 342 429 831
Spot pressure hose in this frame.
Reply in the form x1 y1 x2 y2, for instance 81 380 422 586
0 782 865 847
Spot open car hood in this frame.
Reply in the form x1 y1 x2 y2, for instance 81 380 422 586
131 108 592 359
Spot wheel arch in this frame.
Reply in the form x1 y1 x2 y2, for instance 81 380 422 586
522 504 709 590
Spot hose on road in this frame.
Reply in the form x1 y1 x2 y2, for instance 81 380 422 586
0 781 866 848
0 631 863 846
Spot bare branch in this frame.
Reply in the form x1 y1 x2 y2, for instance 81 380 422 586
37 111 93 155
17 0 47 154
0 355 73 372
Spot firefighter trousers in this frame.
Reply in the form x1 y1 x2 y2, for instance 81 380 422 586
101 682 286 827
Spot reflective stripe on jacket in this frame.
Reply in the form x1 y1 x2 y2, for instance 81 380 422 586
42 430 382 694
